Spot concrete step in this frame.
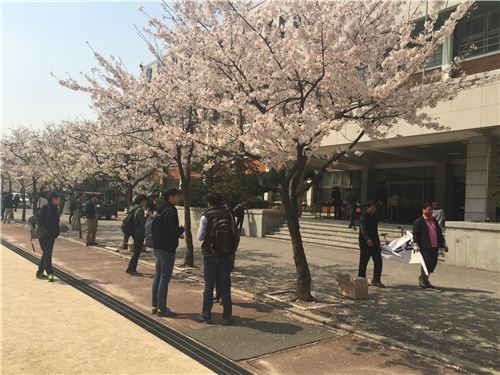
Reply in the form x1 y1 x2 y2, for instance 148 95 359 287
272 228 400 243
265 233 359 250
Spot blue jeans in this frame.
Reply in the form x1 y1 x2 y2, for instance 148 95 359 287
202 255 232 321
152 249 176 311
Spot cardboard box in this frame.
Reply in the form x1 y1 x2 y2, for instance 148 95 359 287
336 274 369 300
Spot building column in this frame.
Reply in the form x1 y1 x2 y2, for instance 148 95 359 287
361 166 375 204
464 136 498 221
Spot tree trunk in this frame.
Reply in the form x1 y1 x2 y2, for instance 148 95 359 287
32 177 38 215
281 182 314 301
21 185 26 222
181 171 194 267
72 207 83 239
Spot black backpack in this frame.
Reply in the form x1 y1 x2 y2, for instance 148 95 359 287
121 208 137 236
209 210 238 256
151 207 172 247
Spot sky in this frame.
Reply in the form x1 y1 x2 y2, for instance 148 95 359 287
1 1 165 133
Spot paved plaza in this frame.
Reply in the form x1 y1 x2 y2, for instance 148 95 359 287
2 211 498 374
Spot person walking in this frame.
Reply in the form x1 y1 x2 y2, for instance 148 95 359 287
345 189 357 229
125 194 148 275
331 187 342 220
233 201 245 235
197 192 239 325
151 188 184 317
85 193 99 246
2 194 14 224
413 203 448 289
36 191 61 282
358 202 385 288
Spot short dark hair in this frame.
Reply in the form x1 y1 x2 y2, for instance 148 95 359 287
364 201 376 208
90 193 98 199
134 194 148 204
422 202 433 210
207 192 223 207
163 188 180 199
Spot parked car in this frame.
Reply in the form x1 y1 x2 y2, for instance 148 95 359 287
80 191 118 220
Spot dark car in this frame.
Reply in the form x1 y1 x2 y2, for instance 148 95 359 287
81 192 118 220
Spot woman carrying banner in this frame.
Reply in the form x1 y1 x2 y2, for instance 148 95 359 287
412 203 448 289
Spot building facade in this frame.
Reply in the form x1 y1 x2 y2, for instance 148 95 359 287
315 1 499 223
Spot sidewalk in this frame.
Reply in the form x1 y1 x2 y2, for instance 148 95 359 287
1 244 213 375
1 222 466 375
55 213 499 371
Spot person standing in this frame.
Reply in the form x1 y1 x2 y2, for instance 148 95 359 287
197 192 239 324
331 187 342 220
432 201 446 230
358 202 385 288
69 198 77 224
345 189 357 229
2 194 14 224
151 188 184 317
36 191 61 282
233 201 245 235
413 203 447 289
125 194 148 275
13 195 20 212
375 182 389 222
85 193 99 246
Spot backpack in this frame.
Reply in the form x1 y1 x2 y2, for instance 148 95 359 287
144 215 155 248
121 208 137 237
151 208 172 247
28 214 46 240
209 210 238 256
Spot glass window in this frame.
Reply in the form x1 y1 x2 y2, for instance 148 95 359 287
454 2 500 58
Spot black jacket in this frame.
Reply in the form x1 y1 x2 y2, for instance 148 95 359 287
3 196 14 209
359 213 380 246
85 200 97 219
201 207 239 256
412 216 445 250
331 189 342 203
153 203 184 252
39 203 60 239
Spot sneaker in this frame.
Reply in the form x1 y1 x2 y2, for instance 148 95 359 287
47 274 55 282
36 272 47 279
371 280 386 288
419 277 427 289
157 309 178 318
426 280 436 289
196 316 211 324
152 308 158 315
222 318 234 326
126 271 140 276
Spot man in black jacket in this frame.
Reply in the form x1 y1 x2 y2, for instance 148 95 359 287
413 202 447 289
358 202 385 288
36 191 61 282
85 194 99 246
151 188 184 318
197 192 239 324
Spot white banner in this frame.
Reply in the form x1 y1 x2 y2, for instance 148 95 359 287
380 231 429 276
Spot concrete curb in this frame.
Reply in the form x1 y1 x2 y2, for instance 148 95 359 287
13 224 495 374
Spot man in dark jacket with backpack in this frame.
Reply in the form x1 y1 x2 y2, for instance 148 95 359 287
197 192 239 325
151 188 184 318
36 191 61 282
125 194 148 275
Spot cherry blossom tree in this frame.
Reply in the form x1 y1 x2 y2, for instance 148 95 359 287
161 0 498 300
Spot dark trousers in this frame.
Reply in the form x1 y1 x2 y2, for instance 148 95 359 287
152 249 176 311
358 243 382 282
126 235 144 273
38 236 55 275
333 201 342 219
348 205 356 227
202 255 232 321
420 247 439 276
236 217 244 235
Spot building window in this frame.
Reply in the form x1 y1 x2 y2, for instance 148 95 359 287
145 67 153 82
454 1 500 58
